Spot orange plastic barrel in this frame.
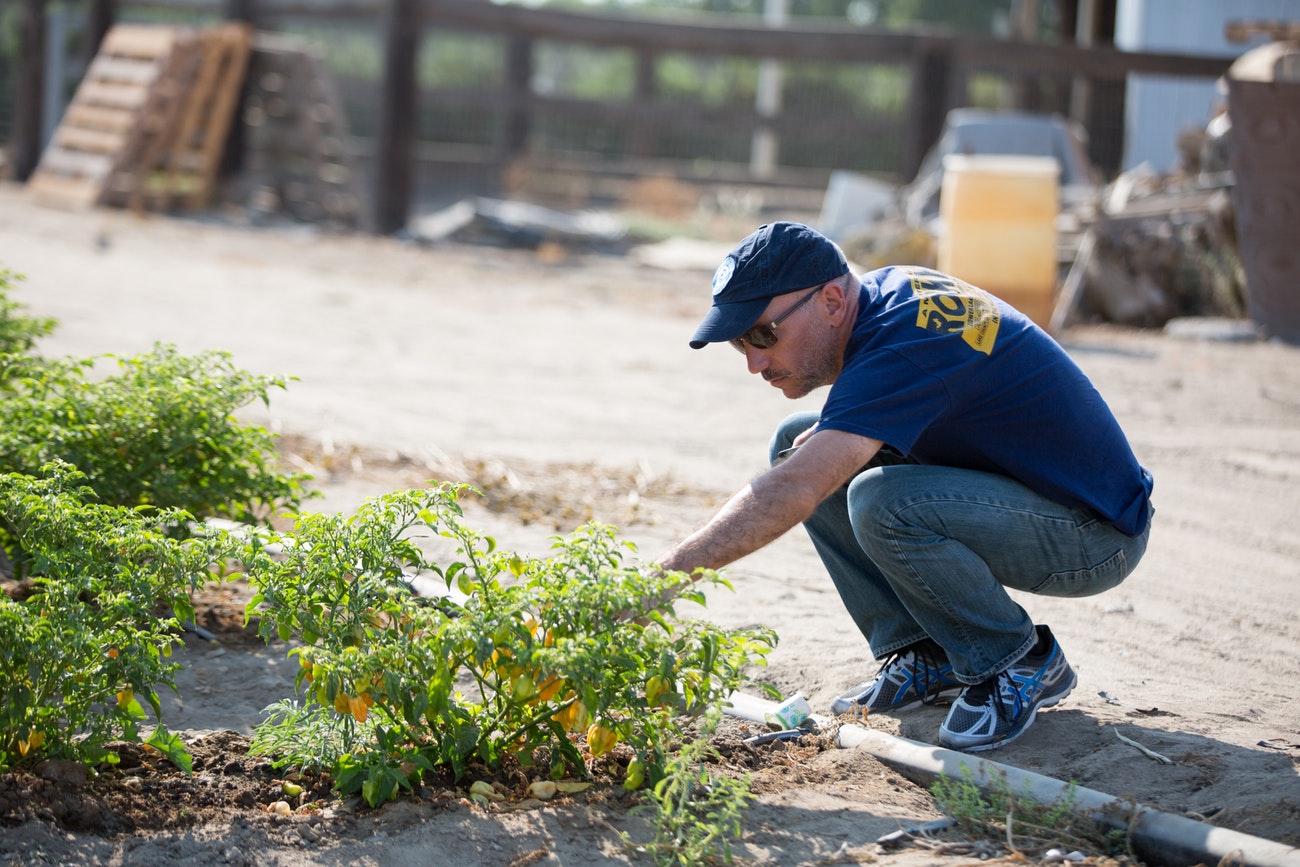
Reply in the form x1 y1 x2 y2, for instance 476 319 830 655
937 154 1060 329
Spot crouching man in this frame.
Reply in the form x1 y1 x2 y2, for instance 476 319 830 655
656 221 1153 751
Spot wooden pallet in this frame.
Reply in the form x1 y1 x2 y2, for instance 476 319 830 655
1226 20 1300 43
119 23 253 212
28 23 252 212
237 33 362 227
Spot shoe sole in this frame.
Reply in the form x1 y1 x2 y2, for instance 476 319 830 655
831 685 963 717
937 671 1078 752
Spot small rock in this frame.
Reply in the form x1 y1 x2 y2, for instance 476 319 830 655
36 760 87 786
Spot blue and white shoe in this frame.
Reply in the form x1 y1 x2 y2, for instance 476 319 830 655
938 625 1076 752
831 639 962 716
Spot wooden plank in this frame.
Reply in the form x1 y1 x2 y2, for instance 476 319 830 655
183 25 253 208
85 55 161 86
118 35 204 211
53 126 127 155
376 0 419 233
101 24 183 59
26 173 105 209
77 81 151 110
63 104 137 133
141 32 226 210
29 23 198 210
1226 19 1300 43
124 23 252 211
35 148 114 180
12 0 45 181
411 0 1234 78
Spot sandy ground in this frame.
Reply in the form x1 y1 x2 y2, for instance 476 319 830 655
1 180 1299 865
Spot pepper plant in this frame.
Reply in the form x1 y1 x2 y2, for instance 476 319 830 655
0 463 234 773
0 343 309 538
240 484 777 807
0 268 56 374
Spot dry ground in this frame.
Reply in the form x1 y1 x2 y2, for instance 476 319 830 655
1 182 1298 865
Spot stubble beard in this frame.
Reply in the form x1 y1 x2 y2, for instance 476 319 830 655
773 325 841 400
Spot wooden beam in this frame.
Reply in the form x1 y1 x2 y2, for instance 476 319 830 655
902 47 952 182
373 0 419 234
13 0 48 182
113 0 1236 80
403 0 1232 80
82 0 116 70
221 0 256 175
501 34 531 162
225 0 257 25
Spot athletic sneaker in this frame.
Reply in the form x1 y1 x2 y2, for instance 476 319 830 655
830 639 962 716
938 625 1076 752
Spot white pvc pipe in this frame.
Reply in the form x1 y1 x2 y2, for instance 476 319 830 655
837 725 1300 867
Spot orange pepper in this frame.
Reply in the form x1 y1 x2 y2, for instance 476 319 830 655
535 675 563 703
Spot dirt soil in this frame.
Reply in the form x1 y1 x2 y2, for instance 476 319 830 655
1 182 1298 866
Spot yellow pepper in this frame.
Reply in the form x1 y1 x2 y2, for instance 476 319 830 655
551 697 590 733
569 700 590 733
586 722 618 757
17 730 44 757
644 675 665 707
535 675 563 703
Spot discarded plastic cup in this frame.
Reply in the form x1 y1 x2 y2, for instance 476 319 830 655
764 693 811 730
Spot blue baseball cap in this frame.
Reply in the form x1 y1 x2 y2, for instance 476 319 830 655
689 222 849 349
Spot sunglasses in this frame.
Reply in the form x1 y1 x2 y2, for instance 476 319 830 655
729 283 825 353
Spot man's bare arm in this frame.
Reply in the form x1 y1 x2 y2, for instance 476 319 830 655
657 429 883 575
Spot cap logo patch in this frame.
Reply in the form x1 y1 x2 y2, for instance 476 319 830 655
711 256 736 296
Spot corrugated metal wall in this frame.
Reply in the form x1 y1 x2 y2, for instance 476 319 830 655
1117 0 1300 173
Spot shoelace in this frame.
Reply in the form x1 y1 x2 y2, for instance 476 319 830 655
889 642 952 705
965 670 1026 727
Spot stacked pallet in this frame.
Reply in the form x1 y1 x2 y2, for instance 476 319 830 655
28 23 252 212
238 33 361 228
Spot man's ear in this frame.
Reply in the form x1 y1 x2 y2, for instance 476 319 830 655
821 279 850 325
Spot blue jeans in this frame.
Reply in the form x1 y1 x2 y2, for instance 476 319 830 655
770 411 1152 684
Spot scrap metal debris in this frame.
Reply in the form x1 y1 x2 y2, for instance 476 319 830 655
1098 691 1173 716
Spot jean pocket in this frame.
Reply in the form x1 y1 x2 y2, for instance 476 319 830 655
1031 546 1130 598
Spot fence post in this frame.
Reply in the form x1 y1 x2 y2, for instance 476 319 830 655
12 0 47 182
627 48 656 158
81 0 114 70
502 34 532 162
222 0 257 175
374 0 419 234
901 46 951 182
1069 0 1097 128
750 0 787 179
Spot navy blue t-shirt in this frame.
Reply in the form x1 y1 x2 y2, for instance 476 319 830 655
817 266 1153 536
